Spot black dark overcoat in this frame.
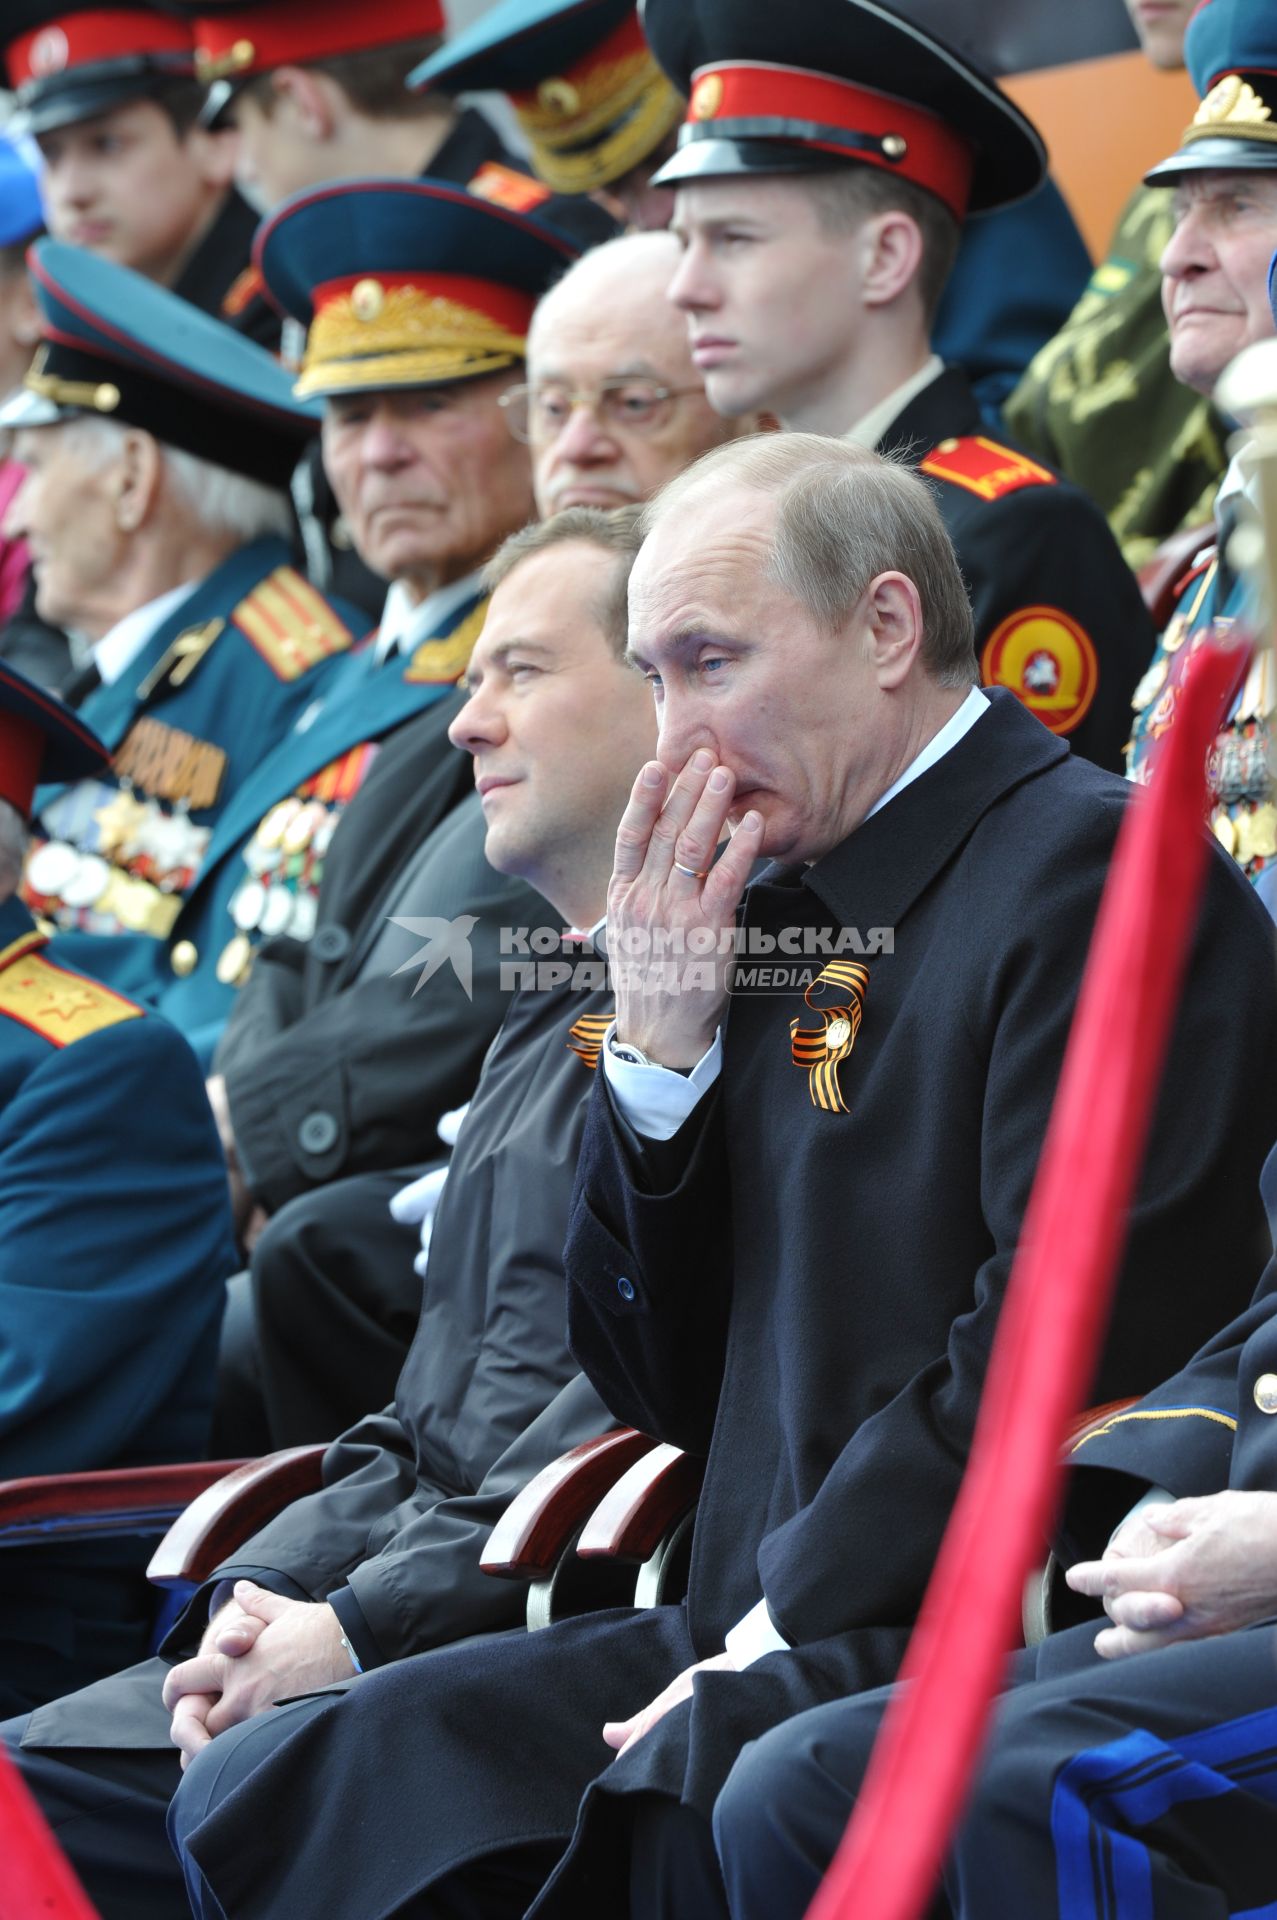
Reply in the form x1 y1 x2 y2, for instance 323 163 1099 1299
175 692 1277 1920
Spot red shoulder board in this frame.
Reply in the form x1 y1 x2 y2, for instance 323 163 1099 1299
221 264 265 319
467 161 553 214
919 436 1056 503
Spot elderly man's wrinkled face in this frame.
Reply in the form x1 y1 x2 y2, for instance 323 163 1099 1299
36 101 230 285
321 375 535 595
4 422 128 634
627 483 886 865
523 233 734 517
1161 172 1277 395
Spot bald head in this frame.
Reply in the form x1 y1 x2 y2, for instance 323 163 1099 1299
525 230 737 516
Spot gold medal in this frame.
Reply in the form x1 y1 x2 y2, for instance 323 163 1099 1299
1161 613 1190 655
1249 801 1277 861
1211 808 1237 855
216 933 253 986
1130 655 1169 712
1235 808 1256 867
255 798 301 852
282 799 325 855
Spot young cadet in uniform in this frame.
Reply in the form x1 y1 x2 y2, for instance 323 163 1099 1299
0 510 654 1920
181 0 613 621
0 240 358 970
0 1 272 344
164 436 1277 1920
0 659 235 1712
411 0 1094 412
1123 0 1277 885
645 0 1155 774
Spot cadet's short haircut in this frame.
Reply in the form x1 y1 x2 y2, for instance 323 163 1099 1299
483 506 644 659
155 80 213 137
640 434 978 688
802 166 962 327
239 34 446 120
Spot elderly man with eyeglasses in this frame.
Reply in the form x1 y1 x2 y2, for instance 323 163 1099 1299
505 228 747 517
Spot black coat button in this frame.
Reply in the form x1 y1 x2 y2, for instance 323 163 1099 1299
311 925 351 964
617 1276 636 1302
298 1110 339 1155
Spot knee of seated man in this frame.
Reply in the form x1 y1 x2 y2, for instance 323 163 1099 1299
168 1693 334 1847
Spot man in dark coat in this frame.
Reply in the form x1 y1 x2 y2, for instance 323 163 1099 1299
165 434 1277 1920
648 0 1154 774
0 508 656 1920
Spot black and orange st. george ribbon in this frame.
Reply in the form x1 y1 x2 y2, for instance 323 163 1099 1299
566 1012 611 1071
789 959 870 1113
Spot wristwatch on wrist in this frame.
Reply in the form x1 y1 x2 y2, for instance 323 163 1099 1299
608 1036 693 1076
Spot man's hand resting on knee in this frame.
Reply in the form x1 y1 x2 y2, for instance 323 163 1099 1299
162 1580 356 1769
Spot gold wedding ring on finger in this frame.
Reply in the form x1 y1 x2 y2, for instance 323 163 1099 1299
673 861 709 879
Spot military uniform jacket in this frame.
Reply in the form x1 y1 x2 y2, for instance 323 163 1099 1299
880 367 1156 774
28 535 358 954
1060 1142 1277 1561
69 589 488 1053
174 959 618 1661
0 895 235 1478
213 708 548 1211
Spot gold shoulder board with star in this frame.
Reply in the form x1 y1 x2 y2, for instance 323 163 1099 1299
0 938 144 1048
920 436 1057 504
232 566 356 682
405 601 489 685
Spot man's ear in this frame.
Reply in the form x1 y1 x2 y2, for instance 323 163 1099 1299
863 570 925 688
114 429 163 533
858 210 924 311
270 65 340 143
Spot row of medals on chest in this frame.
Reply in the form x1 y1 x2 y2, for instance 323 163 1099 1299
1131 606 1276 865
215 793 345 987
26 782 210 933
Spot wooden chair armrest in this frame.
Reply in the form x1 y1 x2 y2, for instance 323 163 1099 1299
576 1445 704 1562
1063 1396 1140 1453
480 1429 655 1580
0 1460 251 1550
147 1445 327 1590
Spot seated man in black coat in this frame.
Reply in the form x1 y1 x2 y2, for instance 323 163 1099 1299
712 1131 1277 1920
0 508 653 1920
165 433 1277 1920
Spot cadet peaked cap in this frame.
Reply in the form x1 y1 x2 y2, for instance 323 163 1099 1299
410 0 683 196
0 139 44 250
643 0 1045 219
181 0 445 128
0 659 108 819
1147 0 1277 186
254 177 581 401
0 239 322 487
1 2 196 137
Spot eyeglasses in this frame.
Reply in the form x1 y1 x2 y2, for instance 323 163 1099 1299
498 377 706 444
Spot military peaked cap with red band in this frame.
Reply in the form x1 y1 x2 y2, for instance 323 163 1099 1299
254 177 581 400
1146 0 1277 187
0 239 322 487
410 0 684 196
1 2 196 136
0 659 108 820
643 0 1045 218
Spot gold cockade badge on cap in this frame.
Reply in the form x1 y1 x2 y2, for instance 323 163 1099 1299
1190 74 1276 138
789 959 870 1114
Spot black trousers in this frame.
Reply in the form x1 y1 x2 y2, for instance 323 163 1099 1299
213 1168 426 1451
714 1622 1277 1920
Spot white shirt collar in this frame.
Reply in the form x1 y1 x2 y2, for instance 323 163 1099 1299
845 354 946 451
374 568 485 667
94 580 199 687
864 685 990 822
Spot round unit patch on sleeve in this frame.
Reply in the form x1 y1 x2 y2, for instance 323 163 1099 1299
980 606 1100 736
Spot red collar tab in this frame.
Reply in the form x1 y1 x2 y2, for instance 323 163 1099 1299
684 60 975 220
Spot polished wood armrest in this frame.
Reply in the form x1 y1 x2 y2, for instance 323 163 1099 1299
577 1444 703 1561
0 1460 251 1550
147 1445 327 1590
480 1429 655 1580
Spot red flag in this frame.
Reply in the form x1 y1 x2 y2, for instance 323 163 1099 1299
807 634 1250 1920
0 1734 97 1919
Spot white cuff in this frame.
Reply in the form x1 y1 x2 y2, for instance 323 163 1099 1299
1106 1484 1176 1549
724 1597 790 1669
601 1024 722 1141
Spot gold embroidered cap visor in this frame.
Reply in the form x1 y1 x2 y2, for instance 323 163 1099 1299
1146 0 1277 186
253 177 582 400
408 0 684 194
